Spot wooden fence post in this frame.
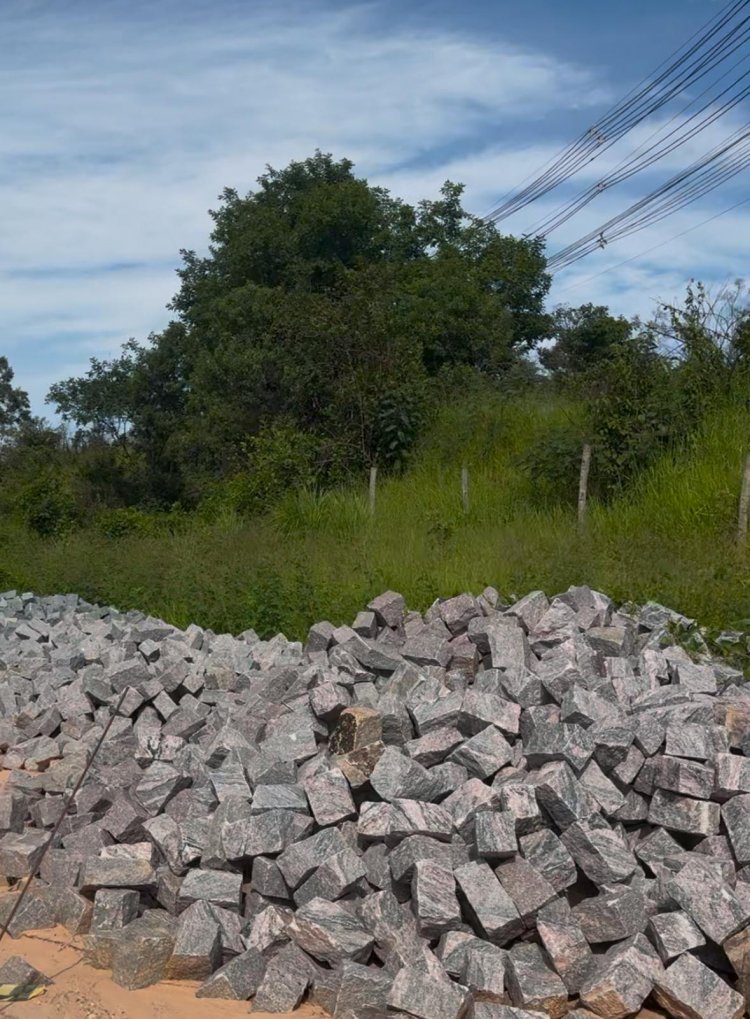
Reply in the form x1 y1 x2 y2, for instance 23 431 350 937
461 466 469 514
738 453 750 546
577 444 592 531
369 466 377 517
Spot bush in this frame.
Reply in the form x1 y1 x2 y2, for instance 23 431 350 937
520 427 587 507
94 507 161 539
17 472 78 537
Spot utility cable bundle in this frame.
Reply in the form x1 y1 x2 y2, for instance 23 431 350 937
483 0 750 226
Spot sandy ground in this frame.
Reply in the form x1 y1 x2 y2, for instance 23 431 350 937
0 927 326 1019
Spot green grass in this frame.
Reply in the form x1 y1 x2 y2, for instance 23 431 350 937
1 394 749 640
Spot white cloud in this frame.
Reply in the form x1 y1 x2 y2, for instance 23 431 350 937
1 0 609 410
1 0 747 414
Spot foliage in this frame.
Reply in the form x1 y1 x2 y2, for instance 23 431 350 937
0 356 30 437
3 394 750 642
44 152 551 510
540 303 632 378
17 470 78 538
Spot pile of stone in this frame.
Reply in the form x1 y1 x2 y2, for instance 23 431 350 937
0 586 749 1019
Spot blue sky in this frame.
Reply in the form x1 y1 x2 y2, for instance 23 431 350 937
2 0 746 414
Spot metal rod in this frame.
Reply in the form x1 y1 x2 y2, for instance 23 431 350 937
461 466 469 514
0 689 128 946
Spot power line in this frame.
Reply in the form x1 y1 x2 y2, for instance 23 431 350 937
482 0 750 224
524 48 750 239
553 195 750 294
547 123 750 270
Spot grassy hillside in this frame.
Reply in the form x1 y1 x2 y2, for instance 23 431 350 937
1 392 748 640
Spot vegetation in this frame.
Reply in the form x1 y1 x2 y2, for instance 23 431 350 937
1 152 749 644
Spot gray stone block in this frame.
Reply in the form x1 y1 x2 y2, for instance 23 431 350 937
497 781 544 835
0 884 57 936
251 941 312 1013
443 779 496 832
110 916 176 990
494 857 557 927
474 811 517 861
648 788 720 837
723 793 750 864
653 754 715 799
79 857 156 893
0 829 48 878
665 858 749 944
524 723 594 772
653 953 744 1019
579 934 662 1019
572 884 649 943
288 897 374 964
0 956 50 994
454 861 522 946
176 868 242 912
389 834 453 884
195 947 266 1000
368 590 406 629
91 888 140 930
250 783 308 813
561 817 638 885
412 859 462 938
505 942 567 1019
405 727 464 767
449 726 512 780
578 758 626 816
459 940 507 1002
459 690 521 739
665 721 726 761
647 910 705 963
56 886 94 934
387 964 471 1019
304 767 356 827
295 848 367 906
370 746 437 802
164 899 222 980
518 829 577 892
533 760 600 830
388 798 454 842
241 809 315 857
277 826 347 888
536 898 592 994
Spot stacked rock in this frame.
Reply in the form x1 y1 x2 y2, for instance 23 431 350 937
0 585 749 1018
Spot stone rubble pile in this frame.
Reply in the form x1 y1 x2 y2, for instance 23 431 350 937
0 586 750 1018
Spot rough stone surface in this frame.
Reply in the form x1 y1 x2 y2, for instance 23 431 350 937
288 897 374 964
411 859 462 938
251 942 312 1013
193 945 266 1002
2 584 750 1013
648 910 705 963
454 861 522 945
579 935 662 1019
653 953 744 1019
387 965 471 1019
505 942 567 1019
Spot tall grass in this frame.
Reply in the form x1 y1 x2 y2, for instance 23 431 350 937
1 395 748 638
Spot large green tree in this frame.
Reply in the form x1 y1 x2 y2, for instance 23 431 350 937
48 152 551 507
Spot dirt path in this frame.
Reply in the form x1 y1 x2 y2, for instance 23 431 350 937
0 927 326 1019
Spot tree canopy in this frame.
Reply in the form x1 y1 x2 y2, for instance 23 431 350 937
47 151 552 507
